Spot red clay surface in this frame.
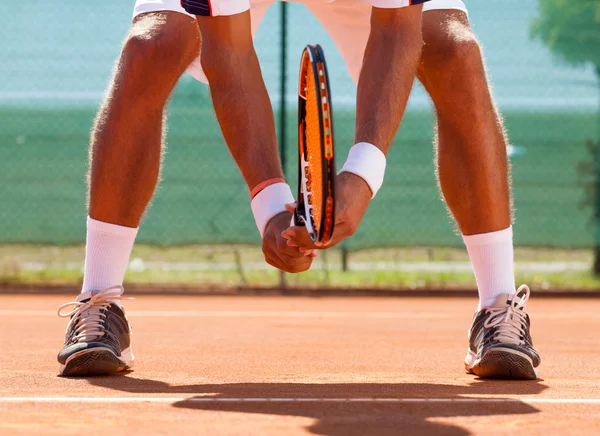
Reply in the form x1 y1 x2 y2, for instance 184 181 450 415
0 294 599 435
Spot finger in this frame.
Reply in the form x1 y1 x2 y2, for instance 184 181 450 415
300 248 318 257
264 237 308 273
268 250 311 273
278 237 316 259
265 249 305 273
281 226 318 250
315 221 357 250
280 248 313 269
285 202 297 213
283 225 337 251
277 239 308 259
286 256 313 273
285 241 315 256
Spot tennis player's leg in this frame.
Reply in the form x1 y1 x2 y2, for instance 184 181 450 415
417 2 540 379
57 7 200 376
418 7 513 302
307 0 540 379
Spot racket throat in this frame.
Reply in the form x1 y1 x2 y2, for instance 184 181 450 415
298 155 317 241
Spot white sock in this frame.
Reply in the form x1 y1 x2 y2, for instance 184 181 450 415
462 226 516 309
82 217 138 303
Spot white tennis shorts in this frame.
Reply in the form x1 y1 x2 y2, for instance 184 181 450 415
133 0 468 84
178 0 434 16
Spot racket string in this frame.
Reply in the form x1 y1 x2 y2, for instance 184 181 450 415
304 61 323 232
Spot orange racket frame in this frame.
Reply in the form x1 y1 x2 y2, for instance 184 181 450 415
294 44 336 245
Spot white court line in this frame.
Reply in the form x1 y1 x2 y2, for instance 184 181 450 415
0 397 599 404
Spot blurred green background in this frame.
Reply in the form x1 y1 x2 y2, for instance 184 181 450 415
1 0 599 290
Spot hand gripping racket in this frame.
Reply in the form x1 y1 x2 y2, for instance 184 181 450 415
294 44 336 246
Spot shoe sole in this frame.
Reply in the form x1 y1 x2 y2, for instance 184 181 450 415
465 348 538 380
59 347 133 377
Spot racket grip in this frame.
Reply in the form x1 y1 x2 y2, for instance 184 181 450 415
289 215 318 257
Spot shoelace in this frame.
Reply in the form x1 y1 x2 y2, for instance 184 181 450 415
483 284 531 346
57 285 131 342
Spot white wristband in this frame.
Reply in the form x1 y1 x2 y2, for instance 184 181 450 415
251 182 295 238
339 142 386 198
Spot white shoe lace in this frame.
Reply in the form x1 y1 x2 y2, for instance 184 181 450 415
483 284 531 346
57 285 131 342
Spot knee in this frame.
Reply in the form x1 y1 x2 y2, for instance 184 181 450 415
117 14 199 87
120 34 179 77
110 36 168 106
421 25 483 80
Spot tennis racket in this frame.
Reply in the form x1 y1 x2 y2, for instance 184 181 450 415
294 44 336 246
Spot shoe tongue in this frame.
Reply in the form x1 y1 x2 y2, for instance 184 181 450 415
488 293 513 309
76 289 102 303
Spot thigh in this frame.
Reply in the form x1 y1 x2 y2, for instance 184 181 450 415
417 8 482 99
131 2 201 82
126 11 201 83
133 0 275 84
421 8 474 58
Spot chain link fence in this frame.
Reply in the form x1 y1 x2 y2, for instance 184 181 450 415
1 1 599 289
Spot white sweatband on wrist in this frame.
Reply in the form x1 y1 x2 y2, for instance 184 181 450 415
251 182 295 238
339 142 386 198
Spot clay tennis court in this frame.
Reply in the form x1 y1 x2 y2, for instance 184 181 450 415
1 293 599 435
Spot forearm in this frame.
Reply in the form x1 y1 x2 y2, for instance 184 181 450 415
198 16 283 190
355 7 424 155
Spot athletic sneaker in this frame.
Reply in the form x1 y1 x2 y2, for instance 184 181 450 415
465 284 540 380
57 285 133 376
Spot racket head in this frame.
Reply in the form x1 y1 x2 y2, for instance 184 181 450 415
295 44 336 245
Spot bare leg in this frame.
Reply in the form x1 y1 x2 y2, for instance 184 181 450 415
88 12 200 227
417 10 511 236
418 9 517 313
82 12 200 292
57 12 202 377
417 12 541 382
